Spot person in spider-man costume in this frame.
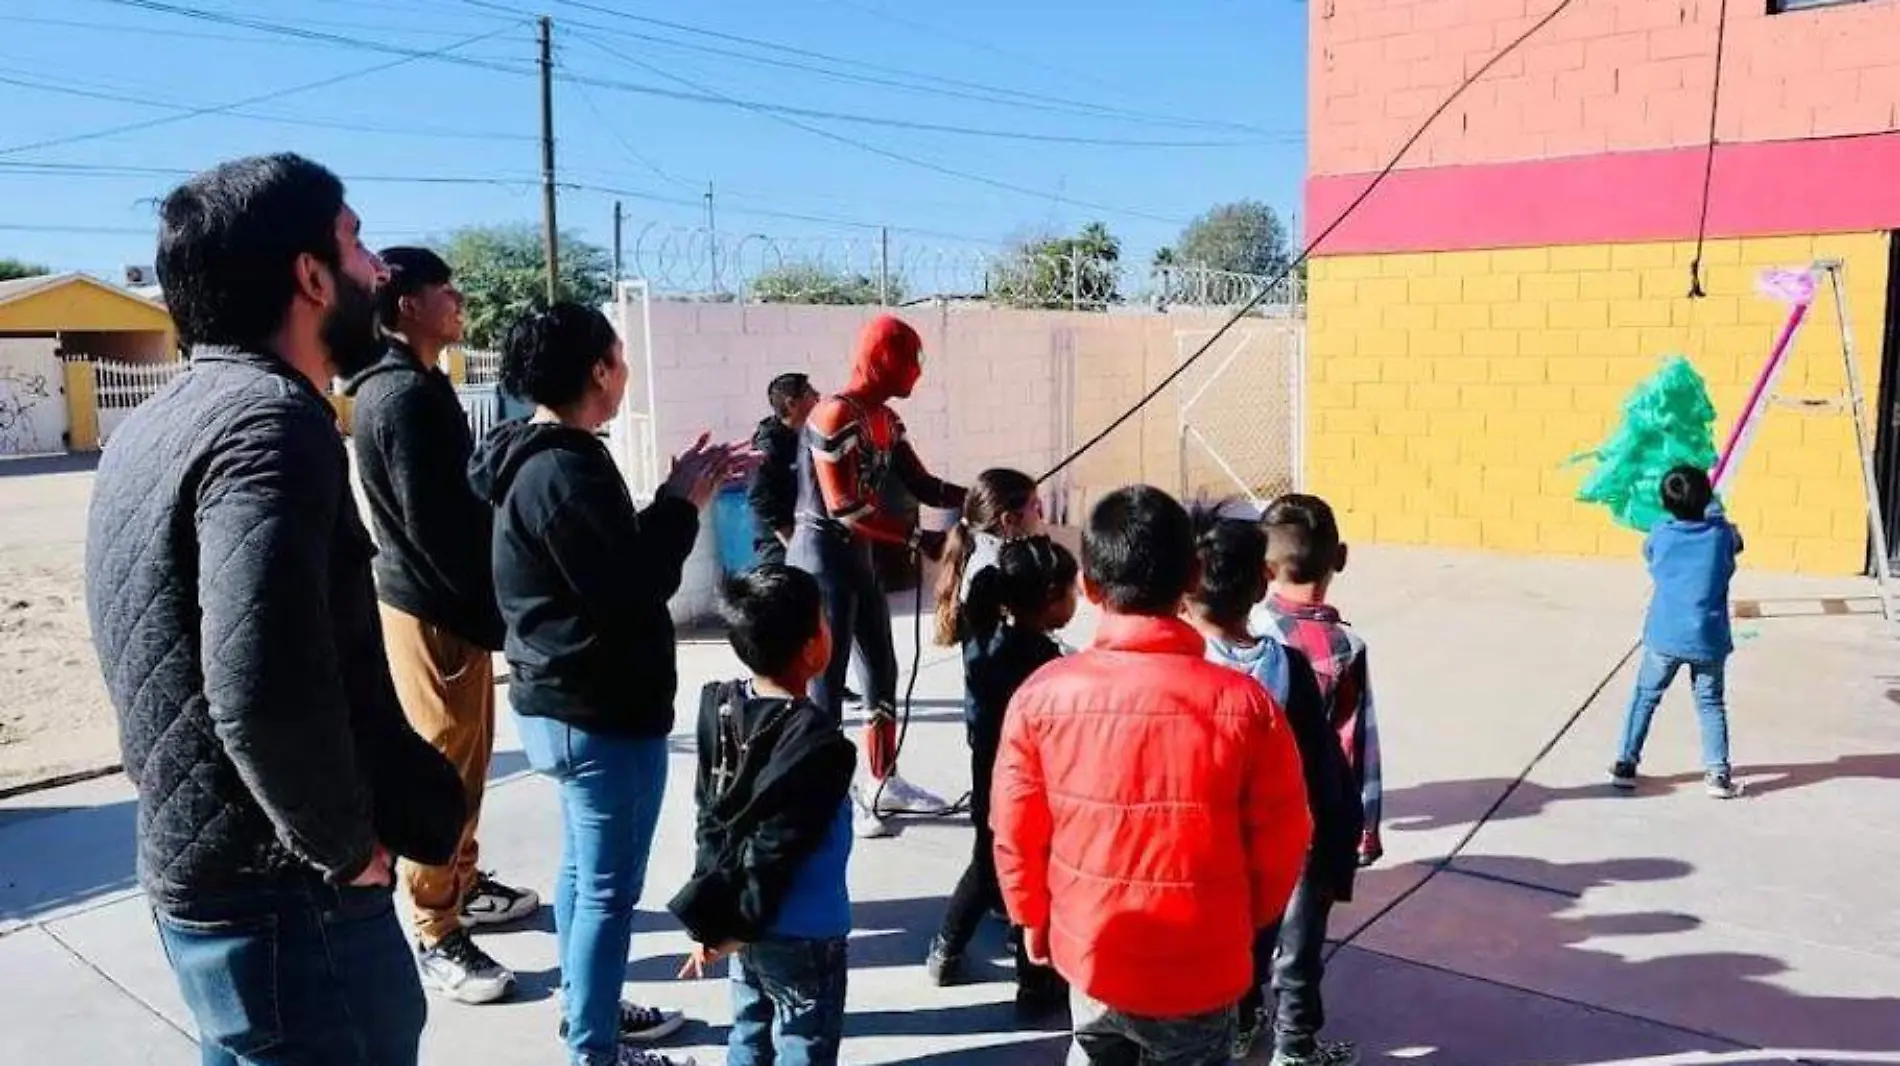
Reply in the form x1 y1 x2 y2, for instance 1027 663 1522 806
790 314 967 838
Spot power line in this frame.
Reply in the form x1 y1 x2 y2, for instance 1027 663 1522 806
0 157 986 240
455 0 1290 139
72 0 1278 150
0 23 518 157
570 33 1190 228
0 70 537 144
1037 0 1587 485
0 13 480 48
558 58 693 189
814 0 1159 106
456 0 1281 138
0 160 547 187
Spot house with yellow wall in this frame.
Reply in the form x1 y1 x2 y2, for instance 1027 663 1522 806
0 273 177 455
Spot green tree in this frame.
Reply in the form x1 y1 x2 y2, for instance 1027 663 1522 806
990 222 1121 310
1169 200 1291 277
0 258 51 281
439 225 612 349
749 260 899 305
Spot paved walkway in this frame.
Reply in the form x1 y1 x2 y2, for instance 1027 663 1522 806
4 547 1898 1066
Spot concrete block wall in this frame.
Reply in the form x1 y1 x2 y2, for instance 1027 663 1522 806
1303 232 1890 574
638 301 1302 617
1312 0 1900 175
643 301 1299 508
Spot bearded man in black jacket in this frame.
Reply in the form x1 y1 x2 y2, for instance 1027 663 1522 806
86 154 464 1066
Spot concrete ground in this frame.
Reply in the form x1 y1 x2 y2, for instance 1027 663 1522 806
3 546 1899 1066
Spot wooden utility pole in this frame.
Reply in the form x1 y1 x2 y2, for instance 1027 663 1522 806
538 16 559 304
612 200 624 281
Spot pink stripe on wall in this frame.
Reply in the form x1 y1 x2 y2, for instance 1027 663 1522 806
1305 132 1900 256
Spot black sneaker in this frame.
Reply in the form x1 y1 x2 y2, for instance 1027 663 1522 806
1705 771 1744 799
561 1002 687 1043
1233 1007 1268 1059
925 936 963 986
1271 1041 1359 1066
461 870 540 928
1610 761 1638 790
417 929 514 1005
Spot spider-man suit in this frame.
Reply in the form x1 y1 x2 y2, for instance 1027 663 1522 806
790 315 965 805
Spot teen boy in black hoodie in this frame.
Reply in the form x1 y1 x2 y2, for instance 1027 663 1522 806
469 302 755 1066
345 247 534 1006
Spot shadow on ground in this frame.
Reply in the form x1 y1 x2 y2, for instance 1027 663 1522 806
1337 854 1900 1063
1380 752 1900 834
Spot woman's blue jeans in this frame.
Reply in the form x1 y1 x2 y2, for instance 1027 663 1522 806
517 713 670 1064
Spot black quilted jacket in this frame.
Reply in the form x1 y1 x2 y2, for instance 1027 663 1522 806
86 347 465 915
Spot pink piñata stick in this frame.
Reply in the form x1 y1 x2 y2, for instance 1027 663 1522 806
1712 268 1816 496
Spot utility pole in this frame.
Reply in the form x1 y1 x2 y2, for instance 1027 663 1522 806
612 200 623 282
878 225 890 306
704 181 719 296
538 16 559 305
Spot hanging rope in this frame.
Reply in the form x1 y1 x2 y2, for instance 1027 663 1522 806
1687 0 1732 299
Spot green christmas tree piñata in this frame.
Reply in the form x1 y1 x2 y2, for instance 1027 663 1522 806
1572 355 1719 533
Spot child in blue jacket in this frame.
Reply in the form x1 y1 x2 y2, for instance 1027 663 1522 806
1612 465 1746 799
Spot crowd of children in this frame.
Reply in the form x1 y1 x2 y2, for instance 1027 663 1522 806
676 468 1389 1066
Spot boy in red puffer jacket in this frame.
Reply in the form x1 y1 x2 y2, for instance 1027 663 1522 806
992 485 1313 1064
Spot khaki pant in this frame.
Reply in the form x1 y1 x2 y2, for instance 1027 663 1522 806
380 605 495 946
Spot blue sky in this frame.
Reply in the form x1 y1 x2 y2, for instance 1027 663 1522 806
0 0 1308 278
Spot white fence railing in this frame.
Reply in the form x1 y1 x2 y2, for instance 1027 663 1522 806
455 384 501 442
94 358 186 445
462 349 501 386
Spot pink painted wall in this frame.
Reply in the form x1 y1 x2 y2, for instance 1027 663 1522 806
639 301 1302 620
1311 0 1900 177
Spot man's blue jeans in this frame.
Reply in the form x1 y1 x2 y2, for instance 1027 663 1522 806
728 936 849 1066
517 713 670 1065
1618 649 1731 774
153 881 425 1066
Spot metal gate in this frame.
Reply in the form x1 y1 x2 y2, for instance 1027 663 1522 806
609 279 660 502
1174 312 1305 508
94 357 186 447
0 338 65 456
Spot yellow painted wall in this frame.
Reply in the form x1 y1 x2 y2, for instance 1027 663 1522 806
1304 233 1892 574
0 278 176 355
63 360 99 452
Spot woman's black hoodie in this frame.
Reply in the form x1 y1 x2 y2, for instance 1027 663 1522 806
469 420 699 737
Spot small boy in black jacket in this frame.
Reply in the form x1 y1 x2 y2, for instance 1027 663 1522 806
671 565 857 1066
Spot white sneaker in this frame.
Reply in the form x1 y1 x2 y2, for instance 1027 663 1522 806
417 930 514 1005
876 772 948 814
850 784 896 838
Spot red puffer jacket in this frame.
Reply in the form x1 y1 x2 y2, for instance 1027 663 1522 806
992 613 1311 1018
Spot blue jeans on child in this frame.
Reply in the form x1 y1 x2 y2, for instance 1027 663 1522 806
517 712 670 1066
728 936 849 1066
1067 988 1236 1066
1617 649 1731 774
153 880 425 1066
